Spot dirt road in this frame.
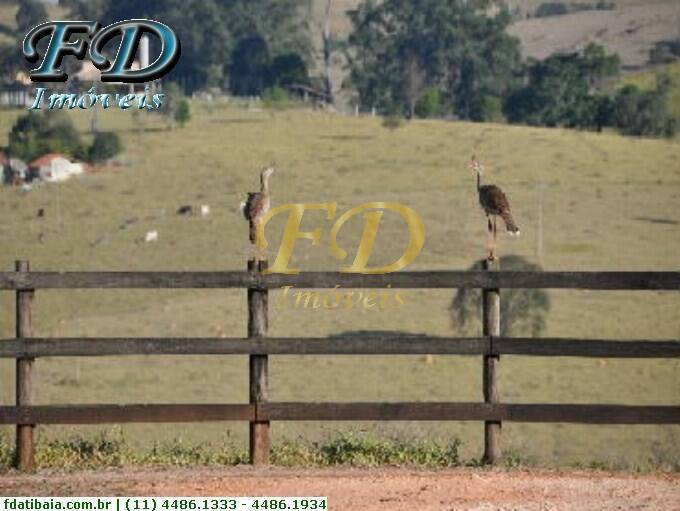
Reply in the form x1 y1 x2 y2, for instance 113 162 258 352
1 467 678 510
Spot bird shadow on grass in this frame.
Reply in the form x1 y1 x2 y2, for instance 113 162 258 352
208 118 266 124
319 135 375 142
83 126 168 135
330 330 429 339
634 217 679 225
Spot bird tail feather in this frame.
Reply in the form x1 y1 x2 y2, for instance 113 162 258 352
502 211 520 236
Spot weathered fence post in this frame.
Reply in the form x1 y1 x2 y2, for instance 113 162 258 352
248 259 270 465
482 258 501 464
15 260 35 471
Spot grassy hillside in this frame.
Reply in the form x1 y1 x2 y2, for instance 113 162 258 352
0 102 678 469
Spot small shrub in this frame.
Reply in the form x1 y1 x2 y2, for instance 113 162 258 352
649 40 680 65
175 99 191 128
141 438 212 466
503 448 534 468
0 431 462 471
88 132 122 163
414 88 442 118
271 440 322 466
160 82 185 128
478 95 504 122
262 86 292 109
535 1 614 17
535 2 569 17
0 436 13 468
319 432 461 467
36 429 131 470
382 114 404 130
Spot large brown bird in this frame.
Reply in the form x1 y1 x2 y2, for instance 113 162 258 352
470 156 519 260
240 165 275 244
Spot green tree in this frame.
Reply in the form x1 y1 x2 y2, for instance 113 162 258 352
97 0 232 91
8 111 87 163
159 81 184 128
504 44 619 129
62 0 107 19
174 99 191 128
346 0 521 119
0 0 48 83
85 0 311 93
611 81 677 138
229 35 270 95
16 0 48 35
217 0 311 59
0 43 21 84
88 132 122 163
266 53 309 89
450 255 551 337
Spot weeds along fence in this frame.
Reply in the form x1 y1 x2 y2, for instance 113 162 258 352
1 259 680 470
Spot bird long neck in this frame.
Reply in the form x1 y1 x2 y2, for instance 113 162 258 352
261 173 271 195
476 170 482 193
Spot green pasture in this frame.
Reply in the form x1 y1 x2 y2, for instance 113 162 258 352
0 101 678 469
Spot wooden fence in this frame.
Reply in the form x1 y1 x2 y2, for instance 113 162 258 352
1 260 679 470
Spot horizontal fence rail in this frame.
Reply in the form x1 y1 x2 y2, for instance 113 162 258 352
0 403 677 425
256 403 680 424
0 337 678 358
1 271 680 290
0 405 254 425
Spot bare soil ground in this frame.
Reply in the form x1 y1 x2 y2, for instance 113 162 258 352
1 467 678 510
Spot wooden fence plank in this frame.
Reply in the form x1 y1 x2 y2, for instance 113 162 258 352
0 403 676 425
257 402 680 424
0 271 255 290
506 404 680 424
1 271 680 290
257 402 501 421
0 337 490 357
0 404 254 424
493 338 680 358
0 338 677 358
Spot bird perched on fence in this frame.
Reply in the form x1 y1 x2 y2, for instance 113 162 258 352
470 156 519 261
240 165 276 251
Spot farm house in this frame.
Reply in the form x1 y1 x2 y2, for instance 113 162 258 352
29 153 84 183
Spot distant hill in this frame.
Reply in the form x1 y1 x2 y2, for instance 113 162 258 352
508 0 680 71
306 0 679 109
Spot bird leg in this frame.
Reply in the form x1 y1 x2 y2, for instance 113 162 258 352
255 244 267 262
486 216 494 261
487 216 496 261
248 238 266 262
490 216 498 261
